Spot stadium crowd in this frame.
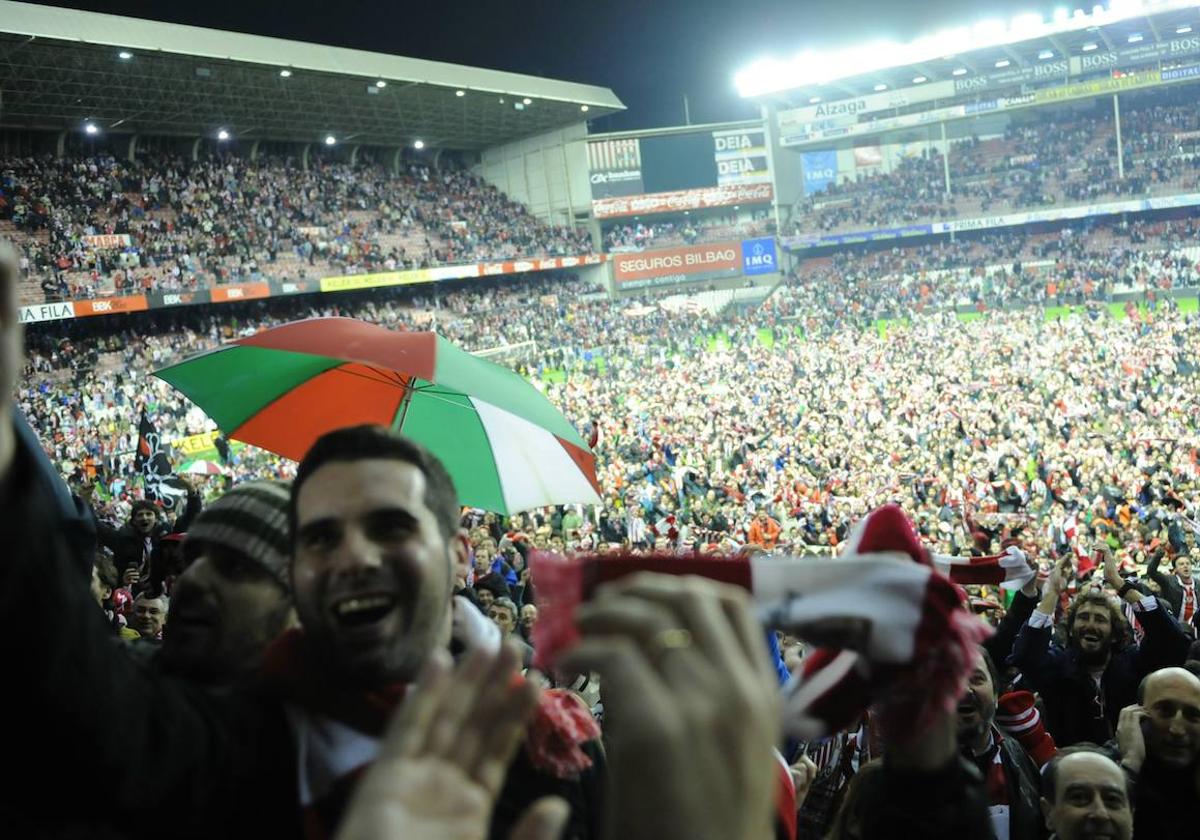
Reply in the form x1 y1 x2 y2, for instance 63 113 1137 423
0 152 593 305
790 83 1200 237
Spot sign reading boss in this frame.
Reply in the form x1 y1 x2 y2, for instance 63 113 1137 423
613 241 741 282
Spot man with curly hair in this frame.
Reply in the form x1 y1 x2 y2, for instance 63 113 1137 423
1011 553 1191 746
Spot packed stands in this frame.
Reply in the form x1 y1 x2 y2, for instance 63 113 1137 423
789 84 1200 237
1 152 594 306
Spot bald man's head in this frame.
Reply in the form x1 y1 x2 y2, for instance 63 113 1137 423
1041 748 1132 840
1140 667 1200 770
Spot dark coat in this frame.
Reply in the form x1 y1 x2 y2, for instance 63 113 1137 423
856 755 995 839
1130 756 1200 839
1147 552 1194 625
987 732 1045 840
1009 602 1190 747
94 491 202 577
2 431 601 840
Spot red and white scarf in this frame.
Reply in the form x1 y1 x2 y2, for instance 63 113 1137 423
531 504 992 743
932 545 1035 590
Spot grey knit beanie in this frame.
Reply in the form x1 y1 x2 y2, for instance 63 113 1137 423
184 480 292 590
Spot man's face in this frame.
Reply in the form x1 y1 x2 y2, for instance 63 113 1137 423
162 542 292 682
1143 671 1200 770
473 548 492 575
90 565 111 607
292 459 467 686
1042 753 1132 840
132 507 158 534
132 596 167 638
1072 603 1114 664
957 658 998 748
520 604 538 631
475 587 495 611
1174 556 1193 580
487 604 515 636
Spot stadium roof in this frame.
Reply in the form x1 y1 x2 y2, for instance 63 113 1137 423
736 0 1200 105
0 0 624 150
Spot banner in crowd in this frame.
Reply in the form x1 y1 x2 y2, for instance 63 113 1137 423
210 282 270 303
172 430 222 457
74 295 149 317
18 301 76 324
147 289 212 308
612 240 743 285
20 254 605 323
740 237 778 276
1032 69 1163 105
1067 32 1200 77
587 138 645 198
800 150 838 196
782 191 1200 250
134 412 190 512
854 145 884 168
82 234 133 250
712 128 771 186
591 183 774 219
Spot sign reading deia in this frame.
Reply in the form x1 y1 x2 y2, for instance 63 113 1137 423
712 128 771 185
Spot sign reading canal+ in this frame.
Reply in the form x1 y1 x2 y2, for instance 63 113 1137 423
613 241 744 283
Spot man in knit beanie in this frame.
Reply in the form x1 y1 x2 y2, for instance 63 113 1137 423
158 480 295 685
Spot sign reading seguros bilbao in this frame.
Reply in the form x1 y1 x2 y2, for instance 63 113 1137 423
740 237 778 276
613 241 743 284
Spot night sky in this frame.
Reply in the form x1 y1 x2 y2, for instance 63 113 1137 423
42 0 1045 130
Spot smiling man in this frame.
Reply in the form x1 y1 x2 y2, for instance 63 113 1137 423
1115 667 1200 837
1040 747 1133 840
1011 554 1190 747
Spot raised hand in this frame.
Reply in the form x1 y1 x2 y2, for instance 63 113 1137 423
336 645 568 840
563 572 781 840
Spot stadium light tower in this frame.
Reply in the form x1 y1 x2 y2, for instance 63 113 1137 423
84 122 99 135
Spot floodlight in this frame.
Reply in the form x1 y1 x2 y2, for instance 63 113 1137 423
455 89 465 97
1010 13 1044 34
1038 49 1056 59
913 75 928 83
522 97 532 105
995 59 1012 67
1082 42 1099 50
84 123 99 135
580 104 589 112
873 83 888 91
217 129 230 141
414 139 425 150
952 67 969 75
1128 33 1144 43
118 51 133 60
1179 25 1194 34
280 69 292 77
1053 7 1071 22
376 80 387 88
324 135 336 145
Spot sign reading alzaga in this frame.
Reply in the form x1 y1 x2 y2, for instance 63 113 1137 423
613 241 743 283
592 182 773 219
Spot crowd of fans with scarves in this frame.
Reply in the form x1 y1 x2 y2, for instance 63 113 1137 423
7 195 1200 839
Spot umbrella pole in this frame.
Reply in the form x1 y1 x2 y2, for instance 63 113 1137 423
391 387 415 432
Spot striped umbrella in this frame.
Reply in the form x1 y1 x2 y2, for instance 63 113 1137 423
180 459 224 476
154 317 601 513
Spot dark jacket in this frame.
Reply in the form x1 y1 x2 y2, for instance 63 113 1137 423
964 731 1044 840
1129 756 1200 839
1009 602 1190 747
1146 552 1194 623
2 429 600 840
856 755 995 839
94 491 202 578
